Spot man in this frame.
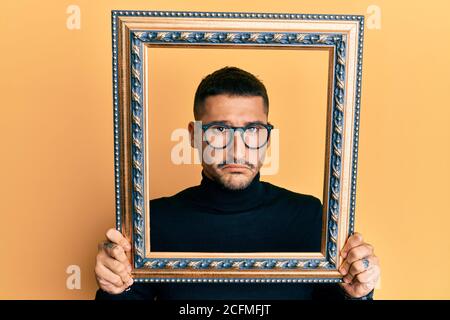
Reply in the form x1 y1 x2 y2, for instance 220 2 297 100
95 67 380 300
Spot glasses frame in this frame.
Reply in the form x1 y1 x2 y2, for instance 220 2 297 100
201 122 274 150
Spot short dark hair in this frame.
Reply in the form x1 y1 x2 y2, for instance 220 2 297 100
193 66 269 120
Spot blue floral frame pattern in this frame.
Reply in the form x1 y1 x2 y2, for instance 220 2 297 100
112 10 365 283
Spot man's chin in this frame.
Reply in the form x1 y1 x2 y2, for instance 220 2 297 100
220 172 252 190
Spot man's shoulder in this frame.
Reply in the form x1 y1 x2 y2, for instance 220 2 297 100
149 185 198 206
261 181 322 207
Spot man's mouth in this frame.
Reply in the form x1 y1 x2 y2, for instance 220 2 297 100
221 164 250 171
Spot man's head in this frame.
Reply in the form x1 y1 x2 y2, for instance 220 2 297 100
188 66 271 190
193 66 269 120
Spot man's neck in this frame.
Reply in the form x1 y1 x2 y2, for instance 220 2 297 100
191 169 264 213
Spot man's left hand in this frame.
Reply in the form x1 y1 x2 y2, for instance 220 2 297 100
338 232 380 298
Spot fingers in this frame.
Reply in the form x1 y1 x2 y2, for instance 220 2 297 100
95 262 127 287
106 228 131 252
103 242 132 273
344 265 379 286
340 232 364 259
94 228 134 295
339 243 374 276
96 273 132 295
342 255 379 283
98 251 133 285
348 255 378 277
354 266 379 284
339 280 374 298
338 236 381 298
97 278 127 295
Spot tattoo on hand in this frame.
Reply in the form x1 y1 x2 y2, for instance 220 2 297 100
362 258 369 269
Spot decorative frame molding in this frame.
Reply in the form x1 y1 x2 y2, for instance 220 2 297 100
112 10 364 283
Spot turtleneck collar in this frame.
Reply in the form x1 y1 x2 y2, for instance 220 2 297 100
186 169 265 213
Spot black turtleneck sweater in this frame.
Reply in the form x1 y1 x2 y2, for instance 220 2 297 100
95 170 373 300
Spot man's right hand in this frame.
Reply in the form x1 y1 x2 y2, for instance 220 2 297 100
95 228 134 294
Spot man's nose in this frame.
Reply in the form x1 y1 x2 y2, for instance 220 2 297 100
228 129 246 159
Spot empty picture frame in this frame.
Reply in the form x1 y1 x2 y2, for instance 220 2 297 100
111 10 365 284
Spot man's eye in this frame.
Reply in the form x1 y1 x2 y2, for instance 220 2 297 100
246 126 259 132
212 126 227 132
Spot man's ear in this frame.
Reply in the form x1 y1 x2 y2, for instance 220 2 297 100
188 121 196 148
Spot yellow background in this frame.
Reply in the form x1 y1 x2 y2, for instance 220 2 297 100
147 47 329 202
1 0 449 299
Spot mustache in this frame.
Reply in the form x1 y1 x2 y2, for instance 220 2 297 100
217 159 255 169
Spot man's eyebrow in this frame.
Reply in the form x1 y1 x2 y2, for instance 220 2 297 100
203 120 230 125
244 121 266 126
203 120 267 126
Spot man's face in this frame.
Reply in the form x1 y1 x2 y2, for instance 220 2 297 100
189 94 269 190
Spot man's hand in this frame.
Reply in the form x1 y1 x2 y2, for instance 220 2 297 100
95 228 134 295
338 232 380 298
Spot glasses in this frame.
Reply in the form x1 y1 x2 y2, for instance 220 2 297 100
201 122 274 149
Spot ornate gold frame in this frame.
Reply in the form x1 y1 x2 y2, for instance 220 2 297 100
112 10 365 284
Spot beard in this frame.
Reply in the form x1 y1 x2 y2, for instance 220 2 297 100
216 172 254 190
205 160 260 191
